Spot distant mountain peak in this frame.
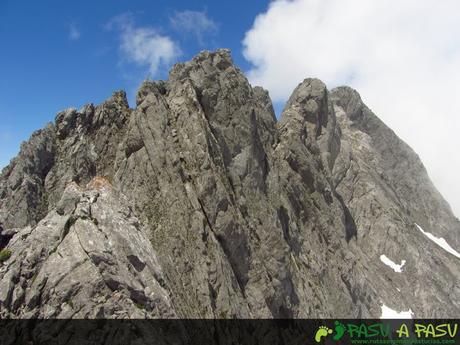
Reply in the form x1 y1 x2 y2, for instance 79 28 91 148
1 49 459 319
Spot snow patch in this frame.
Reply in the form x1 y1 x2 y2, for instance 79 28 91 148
415 224 460 259
380 254 406 272
380 304 413 319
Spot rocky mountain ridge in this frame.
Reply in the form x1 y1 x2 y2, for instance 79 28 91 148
0 49 459 318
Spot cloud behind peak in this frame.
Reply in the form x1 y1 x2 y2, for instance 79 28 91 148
243 0 460 216
107 13 180 77
170 10 218 45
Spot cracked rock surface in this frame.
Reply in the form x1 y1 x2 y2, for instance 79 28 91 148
0 177 174 318
0 49 459 318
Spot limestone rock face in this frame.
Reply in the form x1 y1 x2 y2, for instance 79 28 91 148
0 49 459 318
0 177 175 318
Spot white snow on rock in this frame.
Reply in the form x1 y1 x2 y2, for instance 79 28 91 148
380 254 406 272
415 223 460 259
380 304 413 319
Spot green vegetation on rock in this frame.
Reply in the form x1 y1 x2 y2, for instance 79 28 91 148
0 248 12 262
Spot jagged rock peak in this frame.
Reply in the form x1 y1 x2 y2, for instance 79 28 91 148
279 78 329 139
330 86 367 122
169 48 234 80
0 49 459 320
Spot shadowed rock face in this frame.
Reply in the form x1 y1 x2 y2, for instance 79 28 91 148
0 49 459 318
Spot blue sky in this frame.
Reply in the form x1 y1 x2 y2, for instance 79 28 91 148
1 0 460 216
0 0 272 169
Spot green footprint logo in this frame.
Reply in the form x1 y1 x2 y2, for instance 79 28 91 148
315 326 333 343
333 321 346 341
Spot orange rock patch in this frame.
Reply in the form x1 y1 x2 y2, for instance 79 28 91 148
86 176 112 190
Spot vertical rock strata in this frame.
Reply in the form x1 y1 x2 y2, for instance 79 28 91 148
0 49 459 318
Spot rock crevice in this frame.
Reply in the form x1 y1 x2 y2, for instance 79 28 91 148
1 49 459 318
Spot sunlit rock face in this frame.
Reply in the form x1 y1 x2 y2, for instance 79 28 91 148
0 49 459 319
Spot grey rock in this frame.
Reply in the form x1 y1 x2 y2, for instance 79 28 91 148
0 124 56 229
0 49 458 319
0 177 175 318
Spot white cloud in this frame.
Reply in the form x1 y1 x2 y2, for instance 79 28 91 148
170 10 218 45
243 0 460 217
68 23 80 40
107 13 180 76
